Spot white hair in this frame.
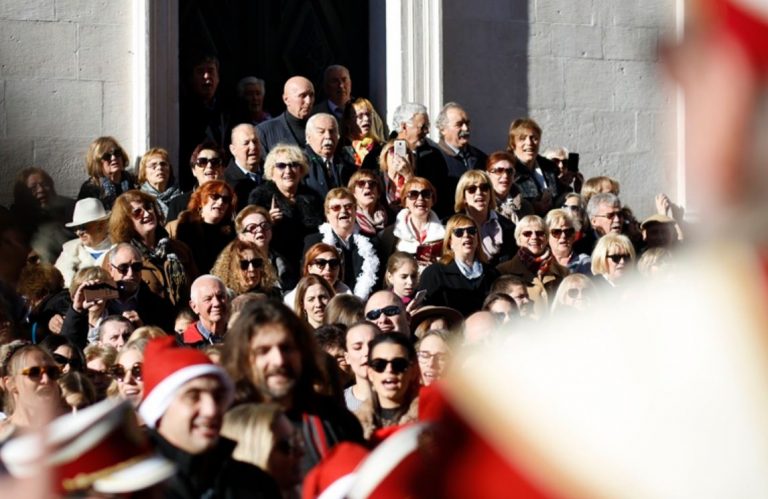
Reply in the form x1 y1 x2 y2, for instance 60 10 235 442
237 77 265 97
435 102 464 134
190 274 226 303
392 103 428 131
305 113 339 139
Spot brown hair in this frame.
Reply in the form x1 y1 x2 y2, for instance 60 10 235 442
506 118 542 153
85 137 129 180
109 190 163 243
293 274 336 321
302 243 343 280
211 239 278 294
138 148 174 185
235 205 272 233
399 176 436 206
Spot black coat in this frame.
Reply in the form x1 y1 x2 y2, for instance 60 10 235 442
302 146 356 199
418 260 500 317
224 159 262 212
256 112 305 155
414 142 452 218
437 139 488 201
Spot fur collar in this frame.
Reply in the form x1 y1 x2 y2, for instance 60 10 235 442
354 394 420 441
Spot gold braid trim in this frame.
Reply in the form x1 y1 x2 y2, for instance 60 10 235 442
61 453 151 492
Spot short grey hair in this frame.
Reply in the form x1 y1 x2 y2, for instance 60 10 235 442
392 103 428 131
586 192 621 219
435 102 464 135
305 113 339 140
237 77 265 97
323 65 350 84
110 243 141 265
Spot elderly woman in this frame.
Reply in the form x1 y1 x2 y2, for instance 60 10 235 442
166 141 226 223
342 97 384 168
169 180 236 273
455 170 517 267
551 273 595 315
293 274 336 330
349 170 387 236
78 136 138 210
496 214 570 318
418 214 499 316
506 119 560 216
55 198 113 286
303 188 381 300
379 177 445 273
236 205 296 290
109 190 197 306
378 140 415 214
486 151 533 224
248 144 324 270
138 147 182 219
546 208 591 275
591 233 636 288
211 239 280 299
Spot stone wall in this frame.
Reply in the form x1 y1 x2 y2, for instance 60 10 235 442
442 0 677 217
0 0 134 204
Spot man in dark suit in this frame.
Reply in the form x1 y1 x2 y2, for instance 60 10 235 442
303 113 356 198
225 123 262 211
256 76 315 155
436 102 488 197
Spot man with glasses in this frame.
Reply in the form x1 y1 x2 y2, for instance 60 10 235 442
303 113 355 198
364 290 410 335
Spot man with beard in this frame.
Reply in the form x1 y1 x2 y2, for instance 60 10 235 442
303 113 356 198
221 300 363 475
226 124 263 211
257 76 315 155
436 102 488 197
181 275 229 348
140 336 281 498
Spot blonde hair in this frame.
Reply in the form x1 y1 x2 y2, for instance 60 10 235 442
581 176 620 205
137 148 173 185
263 144 308 181
454 170 496 213
441 214 487 264
591 233 635 276
550 274 594 314
126 326 167 344
221 403 283 469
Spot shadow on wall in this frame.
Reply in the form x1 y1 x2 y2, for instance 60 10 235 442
442 1 529 154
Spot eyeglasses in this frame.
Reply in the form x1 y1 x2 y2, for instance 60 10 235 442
239 258 264 270
328 202 354 212
130 204 153 219
594 211 622 220
365 305 401 321
209 193 232 204
112 261 143 276
550 228 575 238
19 365 61 380
489 166 513 176
311 258 340 270
355 179 378 189
452 226 478 238
52 353 82 370
147 161 169 170
406 189 432 201
100 149 120 162
566 287 588 299
465 184 490 195
368 357 411 374
607 253 631 263
521 230 546 238
196 157 223 168
109 362 142 382
417 351 449 364
242 222 272 234
274 162 302 170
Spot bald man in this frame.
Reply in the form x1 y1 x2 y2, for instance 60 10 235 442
256 76 315 155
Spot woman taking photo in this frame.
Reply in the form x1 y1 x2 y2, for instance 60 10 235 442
378 141 415 214
348 170 387 236
419 214 499 316
236 205 296 290
355 332 420 441
292 274 335 330
138 147 183 219
455 170 517 267
78 136 138 210
211 239 280 299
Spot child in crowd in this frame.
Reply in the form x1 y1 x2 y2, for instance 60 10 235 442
384 252 422 313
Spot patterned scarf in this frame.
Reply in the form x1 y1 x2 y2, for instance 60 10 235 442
99 172 135 209
131 230 188 304
517 246 553 276
356 207 387 236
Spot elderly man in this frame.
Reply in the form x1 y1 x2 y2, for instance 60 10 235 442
303 188 381 300
436 102 488 195
140 337 281 498
95 315 133 350
392 102 451 217
364 291 410 335
303 113 356 198
226 124 262 211
257 76 315 155
221 300 363 475
181 274 229 348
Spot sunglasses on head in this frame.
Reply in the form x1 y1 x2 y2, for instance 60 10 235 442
328 202 354 212
406 189 432 201
465 184 490 195
209 193 232 204
355 179 378 189
19 365 61 380
365 305 401 321
311 258 340 270
52 353 82 369
607 253 631 263
242 222 271 234
368 357 411 374
111 262 143 275
452 226 478 238
239 258 264 270
109 362 142 382
550 228 575 238
274 161 301 170
522 230 546 238
196 157 222 168
100 149 120 162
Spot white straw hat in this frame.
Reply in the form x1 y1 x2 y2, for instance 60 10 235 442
66 198 110 228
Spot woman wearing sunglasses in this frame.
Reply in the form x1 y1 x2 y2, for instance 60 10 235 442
0 343 67 438
551 273 595 315
284 243 351 309
107 338 146 410
166 142 226 223
497 215 569 319
546 208 592 275
380 177 445 274
348 170 388 236
77 136 138 210
211 239 280 298
236 205 296 290
486 151 534 224
418 214 500 317
168 180 237 274
355 332 420 441
455 170 517 267
591 233 636 289
39 335 85 375
248 144 324 270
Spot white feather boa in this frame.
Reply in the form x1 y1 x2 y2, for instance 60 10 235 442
318 223 379 300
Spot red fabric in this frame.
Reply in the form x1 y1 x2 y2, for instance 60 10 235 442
181 322 205 344
141 336 213 402
713 0 768 72
302 442 369 499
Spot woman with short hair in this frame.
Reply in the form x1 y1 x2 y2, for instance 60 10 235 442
546 208 591 275
138 147 183 219
591 233 636 288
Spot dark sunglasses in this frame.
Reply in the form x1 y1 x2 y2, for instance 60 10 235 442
52 353 82 369
365 305 401 321
109 362 142 382
242 222 272 233
607 254 631 263
406 189 432 201
100 149 120 162
196 157 223 167
328 202 354 212
465 184 490 195
209 193 232 204
522 230 546 238
489 166 513 176
355 179 378 189
550 228 576 238
239 258 264 270
19 365 61 380
368 357 411 374
111 262 143 275
274 161 301 170
130 204 153 219
311 258 340 270
566 287 587 299
452 226 478 238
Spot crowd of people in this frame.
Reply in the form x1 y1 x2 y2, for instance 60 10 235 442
0 60 686 496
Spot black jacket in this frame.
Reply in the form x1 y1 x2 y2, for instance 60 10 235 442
302 146 356 199
150 431 281 499
419 260 500 317
256 112 306 155
224 159 262 212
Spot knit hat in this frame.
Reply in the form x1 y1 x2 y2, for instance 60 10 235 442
139 336 234 428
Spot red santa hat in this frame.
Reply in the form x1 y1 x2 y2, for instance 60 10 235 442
138 336 234 428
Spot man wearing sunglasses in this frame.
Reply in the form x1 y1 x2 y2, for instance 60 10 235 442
181 275 229 348
303 113 355 198
364 291 410 335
